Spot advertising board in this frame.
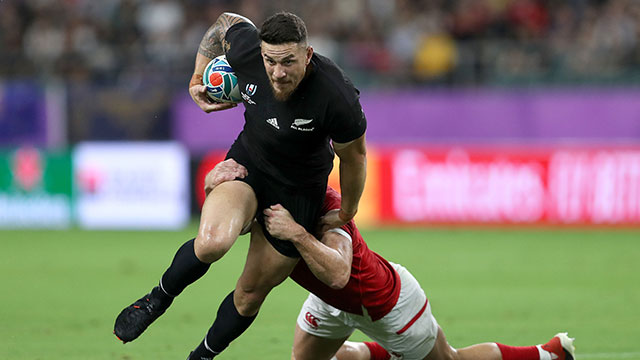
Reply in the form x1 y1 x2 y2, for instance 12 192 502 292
74 142 189 229
378 146 640 225
0 147 72 228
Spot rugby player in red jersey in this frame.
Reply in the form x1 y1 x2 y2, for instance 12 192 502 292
208 159 576 360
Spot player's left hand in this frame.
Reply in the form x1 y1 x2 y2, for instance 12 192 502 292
204 158 248 196
189 84 237 113
264 204 306 241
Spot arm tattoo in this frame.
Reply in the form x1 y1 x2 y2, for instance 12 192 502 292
198 12 253 58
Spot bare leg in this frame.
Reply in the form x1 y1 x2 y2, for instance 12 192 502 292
332 326 501 360
194 181 257 263
189 223 299 358
336 327 573 360
335 341 372 360
114 181 258 344
234 223 300 316
425 326 501 360
161 181 257 296
292 323 350 360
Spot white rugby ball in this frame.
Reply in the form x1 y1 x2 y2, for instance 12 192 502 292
202 55 242 103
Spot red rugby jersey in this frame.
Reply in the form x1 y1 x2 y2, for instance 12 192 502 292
289 188 401 321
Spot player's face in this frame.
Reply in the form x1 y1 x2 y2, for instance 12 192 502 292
261 42 313 101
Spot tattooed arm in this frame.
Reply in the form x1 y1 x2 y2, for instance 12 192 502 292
189 13 253 113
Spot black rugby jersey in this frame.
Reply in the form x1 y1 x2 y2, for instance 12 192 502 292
224 22 367 187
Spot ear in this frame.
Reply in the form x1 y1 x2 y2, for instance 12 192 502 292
306 46 313 65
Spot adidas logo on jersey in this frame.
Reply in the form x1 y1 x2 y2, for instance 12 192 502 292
266 118 279 129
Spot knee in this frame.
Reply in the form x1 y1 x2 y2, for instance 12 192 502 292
440 345 458 360
292 346 315 360
233 285 269 316
336 342 370 360
194 227 236 263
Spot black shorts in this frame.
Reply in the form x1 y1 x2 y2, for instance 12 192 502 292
226 140 326 258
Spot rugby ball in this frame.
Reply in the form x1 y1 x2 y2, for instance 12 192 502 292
202 55 242 103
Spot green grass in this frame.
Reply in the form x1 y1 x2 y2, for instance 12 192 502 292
1 225 639 359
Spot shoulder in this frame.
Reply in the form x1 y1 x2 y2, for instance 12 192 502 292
310 54 367 141
225 22 260 68
225 22 259 49
226 21 257 38
311 53 361 106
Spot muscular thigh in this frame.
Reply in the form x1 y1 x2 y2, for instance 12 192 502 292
233 223 299 316
294 293 355 359
425 327 457 360
196 181 257 260
238 224 299 291
293 323 349 360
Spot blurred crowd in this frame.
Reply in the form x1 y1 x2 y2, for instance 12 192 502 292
1 0 639 87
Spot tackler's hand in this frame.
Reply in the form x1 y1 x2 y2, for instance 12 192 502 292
263 204 306 241
318 208 355 234
204 159 248 196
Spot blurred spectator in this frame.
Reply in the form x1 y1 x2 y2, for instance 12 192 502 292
22 4 66 76
506 0 550 39
136 0 185 65
2 0 637 85
1 0 638 142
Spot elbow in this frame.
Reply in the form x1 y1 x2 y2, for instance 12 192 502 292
327 279 347 290
327 269 350 290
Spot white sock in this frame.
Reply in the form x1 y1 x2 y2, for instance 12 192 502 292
536 345 555 360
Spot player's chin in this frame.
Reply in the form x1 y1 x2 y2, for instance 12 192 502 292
274 87 295 101
270 82 292 101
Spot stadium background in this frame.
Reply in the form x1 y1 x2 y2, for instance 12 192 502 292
1 0 640 359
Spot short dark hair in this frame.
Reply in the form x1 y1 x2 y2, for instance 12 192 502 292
259 12 307 45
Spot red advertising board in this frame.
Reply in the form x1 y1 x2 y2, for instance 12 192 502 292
377 146 640 225
197 146 640 226
195 151 227 208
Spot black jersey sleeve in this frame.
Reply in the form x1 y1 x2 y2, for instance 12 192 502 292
327 94 368 144
224 22 260 71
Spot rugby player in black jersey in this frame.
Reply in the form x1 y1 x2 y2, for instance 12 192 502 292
114 12 367 359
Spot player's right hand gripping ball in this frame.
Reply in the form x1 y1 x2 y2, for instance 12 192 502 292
203 55 242 103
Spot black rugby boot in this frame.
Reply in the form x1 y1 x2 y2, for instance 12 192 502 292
113 286 173 343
